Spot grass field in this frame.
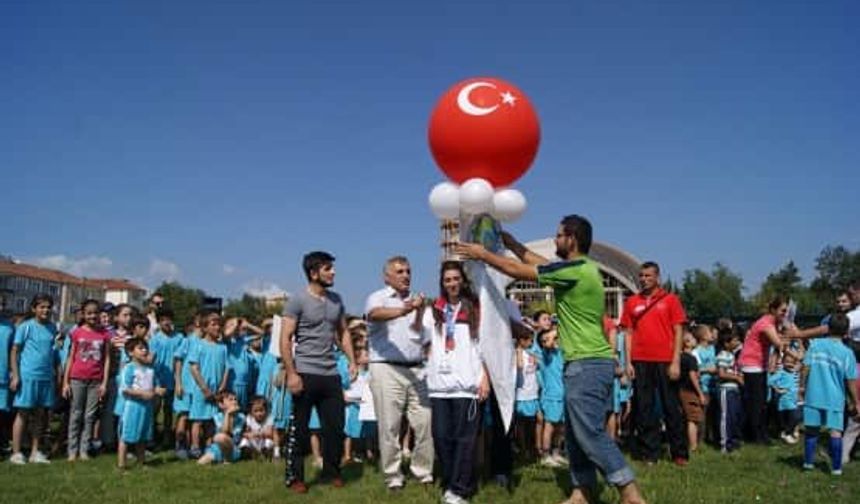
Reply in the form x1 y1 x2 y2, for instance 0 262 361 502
0 443 857 504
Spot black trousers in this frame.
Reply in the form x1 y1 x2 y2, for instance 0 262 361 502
285 373 345 483
742 372 769 443
431 398 482 498
632 361 688 461
489 389 513 478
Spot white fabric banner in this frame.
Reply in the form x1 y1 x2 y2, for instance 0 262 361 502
461 213 517 433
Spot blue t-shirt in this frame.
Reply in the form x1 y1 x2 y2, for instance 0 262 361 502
174 334 198 392
213 409 246 444
227 337 256 387
14 319 57 381
716 350 739 390
538 347 564 401
768 369 799 411
187 338 228 390
0 318 16 386
335 349 351 390
150 331 184 390
0 319 14 386
803 338 858 412
693 345 717 394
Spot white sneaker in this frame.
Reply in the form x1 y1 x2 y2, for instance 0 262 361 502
541 455 563 468
443 490 467 504
9 452 26 465
552 452 569 465
29 451 50 464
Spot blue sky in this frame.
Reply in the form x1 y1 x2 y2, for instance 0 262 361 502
2 0 857 312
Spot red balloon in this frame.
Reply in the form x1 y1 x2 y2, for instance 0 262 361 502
428 77 540 187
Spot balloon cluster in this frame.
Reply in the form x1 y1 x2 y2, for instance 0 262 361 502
428 179 527 222
427 77 539 223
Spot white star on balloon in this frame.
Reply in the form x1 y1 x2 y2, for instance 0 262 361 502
500 91 517 106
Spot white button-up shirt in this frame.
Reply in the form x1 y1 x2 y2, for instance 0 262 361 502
365 286 425 364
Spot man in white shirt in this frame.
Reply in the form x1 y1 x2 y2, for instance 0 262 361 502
365 256 434 491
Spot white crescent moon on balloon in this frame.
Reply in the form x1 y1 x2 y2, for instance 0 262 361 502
457 81 499 116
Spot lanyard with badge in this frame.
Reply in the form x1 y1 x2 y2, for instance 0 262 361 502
440 302 459 374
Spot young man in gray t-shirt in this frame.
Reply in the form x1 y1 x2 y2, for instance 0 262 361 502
281 251 356 492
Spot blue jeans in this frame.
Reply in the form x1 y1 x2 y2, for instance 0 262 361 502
564 359 635 488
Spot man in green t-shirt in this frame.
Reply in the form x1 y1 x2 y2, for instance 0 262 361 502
456 214 644 504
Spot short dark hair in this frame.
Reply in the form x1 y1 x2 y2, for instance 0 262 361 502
641 261 661 274
303 251 335 281
156 307 175 322
828 313 850 337
125 336 148 354
560 214 593 255
131 315 150 330
532 310 550 321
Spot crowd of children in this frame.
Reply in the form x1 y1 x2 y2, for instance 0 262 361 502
1 289 859 488
0 294 378 470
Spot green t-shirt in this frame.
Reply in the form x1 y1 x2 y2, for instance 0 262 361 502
537 257 612 361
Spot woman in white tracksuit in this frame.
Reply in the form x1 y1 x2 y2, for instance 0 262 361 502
413 260 489 504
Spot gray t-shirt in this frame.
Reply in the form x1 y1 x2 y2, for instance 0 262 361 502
283 290 344 376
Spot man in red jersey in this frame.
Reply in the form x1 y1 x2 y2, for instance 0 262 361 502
620 261 689 465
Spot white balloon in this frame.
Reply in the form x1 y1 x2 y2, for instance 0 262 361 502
428 182 460 219
459 178 494 215
492 189 527 221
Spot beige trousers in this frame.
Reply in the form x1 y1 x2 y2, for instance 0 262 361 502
369 362 434 486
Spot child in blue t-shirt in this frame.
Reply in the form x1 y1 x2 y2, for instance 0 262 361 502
801 313 859 476
716 327 744 454
188 313 230 459
225 326 257 410
255 350 285 459
172 324 196 459
692 325 717 443
198 391 246 464
9 295 58 465
609 328 632 442
514 331 540 462
118 337 165 469
769 353 801 444
0 314 15 449
537 329 565 467
150 308 183 446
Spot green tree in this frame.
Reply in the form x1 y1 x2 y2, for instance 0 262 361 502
223 294 283 323
753 261 823 315
154 281 206 327
680 262 749 321
810 245 860 308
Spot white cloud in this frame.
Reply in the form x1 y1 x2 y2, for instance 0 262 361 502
222 264 236 275
148 259 181 282
31 255 113 277
242 279 288 299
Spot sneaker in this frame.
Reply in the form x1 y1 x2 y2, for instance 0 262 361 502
10 452 26 465
387 479 405 493
29 451 51 464
803 463 814 471
188 447 202 460
673 457 689 467
443 490 467 504
79 452 90 461
175 448 189 460
832 469 843 476
330 477 344 488
541 455 563 468
552 452 569 466
780 432 798 445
